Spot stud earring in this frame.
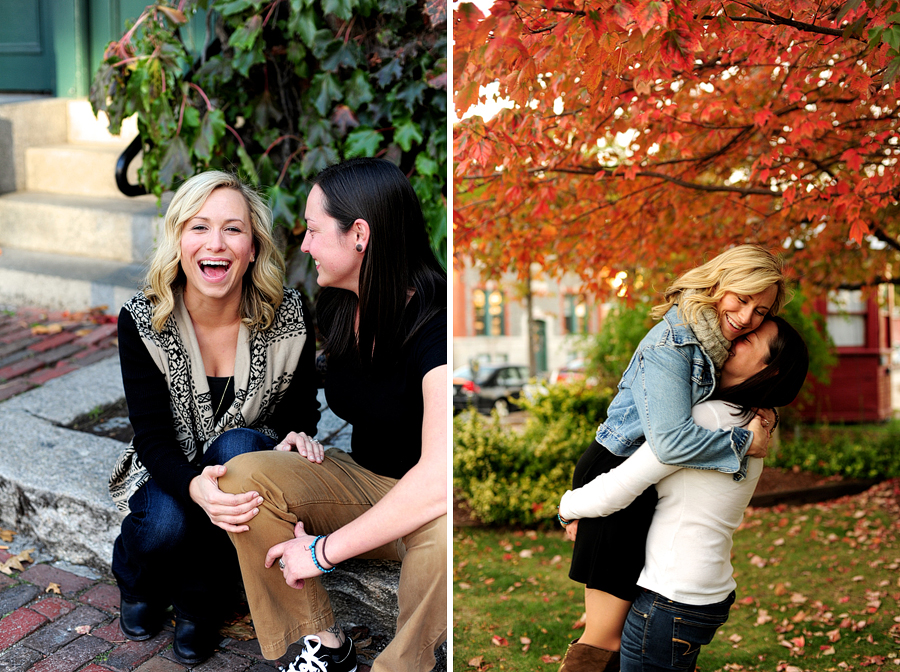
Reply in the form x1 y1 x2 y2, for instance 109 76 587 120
356 244 363 252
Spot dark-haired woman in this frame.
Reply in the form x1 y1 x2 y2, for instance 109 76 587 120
222 158 447 672
559 315 809 671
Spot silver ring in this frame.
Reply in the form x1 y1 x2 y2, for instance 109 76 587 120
278 558 286 570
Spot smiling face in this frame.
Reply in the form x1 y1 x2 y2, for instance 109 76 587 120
715 285 778 341
179 187 255 307
720 319 778 388
300 184 363 293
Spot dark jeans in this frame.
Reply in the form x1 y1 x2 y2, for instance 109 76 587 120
620 588 735 672
112 428 276 623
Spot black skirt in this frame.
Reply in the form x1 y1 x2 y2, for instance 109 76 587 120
568 440 658 601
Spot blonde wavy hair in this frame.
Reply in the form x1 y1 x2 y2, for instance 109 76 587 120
143 171 285 332
649 245 787 324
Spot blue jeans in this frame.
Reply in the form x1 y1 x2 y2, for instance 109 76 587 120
112 428 275 623
620 589 735 672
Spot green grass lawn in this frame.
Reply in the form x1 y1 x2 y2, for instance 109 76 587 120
453 479 900 671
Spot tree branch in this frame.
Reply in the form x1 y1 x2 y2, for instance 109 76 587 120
699 2 849 38
540 165 782 197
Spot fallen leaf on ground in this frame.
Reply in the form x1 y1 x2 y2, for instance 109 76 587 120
75 625 91 634
45 583 61 594
31 324 63 335
218 612 256 641
491 635 508 647
0 530 16 543
0 549 35 575
541 654 561 664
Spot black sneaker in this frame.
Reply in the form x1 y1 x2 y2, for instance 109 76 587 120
282 635 357 672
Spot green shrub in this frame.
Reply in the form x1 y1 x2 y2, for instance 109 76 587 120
453 383 615 526
770 421 900 480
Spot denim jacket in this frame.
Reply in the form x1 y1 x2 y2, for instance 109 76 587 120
595 305 753 481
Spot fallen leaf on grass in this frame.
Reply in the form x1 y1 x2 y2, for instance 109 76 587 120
468 655 484 669
521 636 531 652
491 635 508 647
541 654 561 664
45 583 61 594
572 612 587 629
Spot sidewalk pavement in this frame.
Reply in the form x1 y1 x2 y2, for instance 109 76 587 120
0 305 446 671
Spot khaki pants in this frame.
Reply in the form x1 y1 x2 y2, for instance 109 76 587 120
221 448 447 671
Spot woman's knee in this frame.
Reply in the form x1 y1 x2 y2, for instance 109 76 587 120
219 450 272 495
121 505 190 556
205 428 275 466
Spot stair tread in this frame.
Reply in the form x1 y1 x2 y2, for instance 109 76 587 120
0 247 146 282
0 190 163 213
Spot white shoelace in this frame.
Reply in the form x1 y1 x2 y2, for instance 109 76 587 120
285 636 330 672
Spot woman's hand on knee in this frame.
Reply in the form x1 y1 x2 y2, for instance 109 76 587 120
265 521 321 589
274 431 325 463
189 465 265 533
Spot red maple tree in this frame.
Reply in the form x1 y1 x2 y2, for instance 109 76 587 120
454 0 900 298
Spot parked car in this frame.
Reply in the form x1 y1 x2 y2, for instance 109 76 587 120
550 358 600 387
453 363 530 416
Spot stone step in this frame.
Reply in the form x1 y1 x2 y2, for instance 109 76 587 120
66 99 138 145
26 143 142 198
0 191 163 263
0 247 144 314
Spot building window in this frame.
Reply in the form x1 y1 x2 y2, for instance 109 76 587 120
826 289 866 347
474 288 505 336
564 295 589 334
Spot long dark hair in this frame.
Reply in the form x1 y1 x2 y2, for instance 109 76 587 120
715 315 809 417
312 158 446 368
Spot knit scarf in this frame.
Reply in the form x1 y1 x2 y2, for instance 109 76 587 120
691 305 732 371
108 288 308 514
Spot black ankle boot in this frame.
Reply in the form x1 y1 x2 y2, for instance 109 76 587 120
119 599 163 641
173 616 218 665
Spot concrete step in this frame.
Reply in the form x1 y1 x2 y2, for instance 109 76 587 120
0 191 163 263
0 247 145 314
66 99 138 145
26 143 141 198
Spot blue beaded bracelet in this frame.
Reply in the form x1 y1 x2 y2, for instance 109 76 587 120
308 535 336 574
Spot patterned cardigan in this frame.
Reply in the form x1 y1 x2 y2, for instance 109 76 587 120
108 288 309 514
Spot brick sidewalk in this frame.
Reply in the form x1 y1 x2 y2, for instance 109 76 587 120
0 552 378 671
0 306 119 403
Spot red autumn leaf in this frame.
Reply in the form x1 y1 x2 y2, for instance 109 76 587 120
491 635 509 646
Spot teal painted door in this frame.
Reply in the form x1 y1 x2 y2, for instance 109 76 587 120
0 0 199 97
0 0 55 92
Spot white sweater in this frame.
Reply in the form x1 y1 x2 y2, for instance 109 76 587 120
559 400 762 605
